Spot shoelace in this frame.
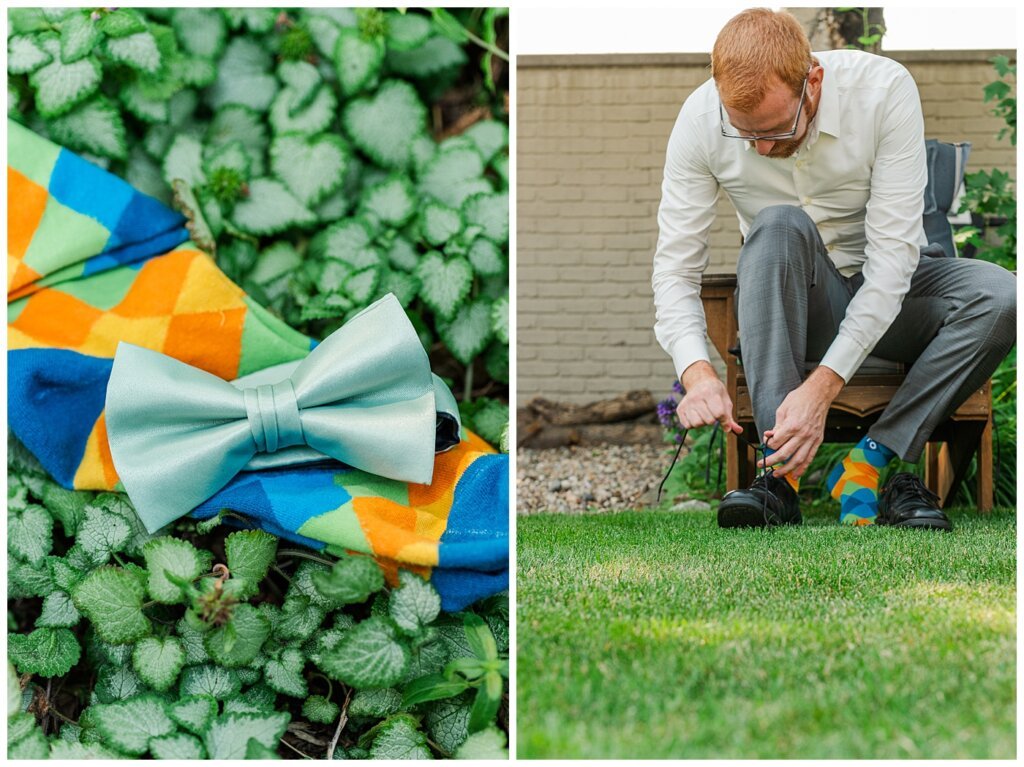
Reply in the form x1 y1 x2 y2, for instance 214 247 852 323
879 471 940 511
656 422 780 526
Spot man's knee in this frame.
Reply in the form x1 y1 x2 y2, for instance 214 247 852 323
977 269 1017 349
749 205 816 238
739 205 819 275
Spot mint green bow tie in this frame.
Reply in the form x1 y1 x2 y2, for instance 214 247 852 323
105 293 460 533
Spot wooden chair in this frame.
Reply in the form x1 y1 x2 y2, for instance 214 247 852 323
699 274 993 510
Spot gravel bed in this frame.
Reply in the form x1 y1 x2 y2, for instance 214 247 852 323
517 443 677 514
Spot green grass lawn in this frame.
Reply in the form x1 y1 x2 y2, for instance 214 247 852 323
517 506 1016 759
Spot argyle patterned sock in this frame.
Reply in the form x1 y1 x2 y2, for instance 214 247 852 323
7 119 507 610
764 448 800 492
826 435 896 525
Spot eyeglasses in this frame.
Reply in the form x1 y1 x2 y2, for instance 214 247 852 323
719 74 809 142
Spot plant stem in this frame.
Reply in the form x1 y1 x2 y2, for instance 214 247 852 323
326 689 351 760
277 549 336 568
461 26 509 62
270 564 293 584
463 362 475 404
279 738 314 759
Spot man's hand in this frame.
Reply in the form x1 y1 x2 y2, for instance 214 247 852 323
676 360 743 434
760 366 845 478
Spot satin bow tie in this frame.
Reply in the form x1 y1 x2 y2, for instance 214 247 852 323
105 293 460 533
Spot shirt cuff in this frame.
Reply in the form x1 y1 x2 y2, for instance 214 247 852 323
818 333 871 383
668 335 711 382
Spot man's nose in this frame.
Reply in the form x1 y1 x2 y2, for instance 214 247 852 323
754 139 776 155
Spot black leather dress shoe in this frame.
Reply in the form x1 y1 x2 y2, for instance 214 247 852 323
877 473 953 531
717 472 802 528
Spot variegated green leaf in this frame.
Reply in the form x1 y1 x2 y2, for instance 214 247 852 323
361 176 416 227
104 31 161 73
36 590 81 628
463 119 509 162
386 11 432 51
421 202 463 246
269 82 337 135
204 711 290 760
132 635 185 691
334 27 384 97
462 193 507 244
415 252 472 320
209 37 277 112
46 96 127 161
9 34 52 74
172 8 227 59
71 566 150 644
163 133 206 188
467 237 505 277
92 695 176 756
59 12 100 63
320 616 410 689
29 38 101 117
277 60 321 115
343 79 427 169
369 713 432 759
439 298 494 365
8 627 80 677
491 294 509 344
150 732 206 760
419 145 491 208
270 133 348 207
231 178 317 235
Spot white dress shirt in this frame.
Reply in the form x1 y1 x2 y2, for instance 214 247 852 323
652 49 928 383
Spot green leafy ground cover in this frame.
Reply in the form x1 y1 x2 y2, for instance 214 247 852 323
8 437 509 759
517 507 1015 759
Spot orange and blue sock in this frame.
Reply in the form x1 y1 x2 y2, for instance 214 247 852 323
764 448 800 492
825 436 896 526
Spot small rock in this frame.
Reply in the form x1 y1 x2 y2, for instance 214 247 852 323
670 499 712 513
548 480 562 492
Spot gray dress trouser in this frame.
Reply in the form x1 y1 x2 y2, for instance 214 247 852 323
735 205 1016 463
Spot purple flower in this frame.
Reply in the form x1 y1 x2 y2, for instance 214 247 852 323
672 379 684 395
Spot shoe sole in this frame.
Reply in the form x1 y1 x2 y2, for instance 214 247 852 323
717 503 801 529
887 517 953 532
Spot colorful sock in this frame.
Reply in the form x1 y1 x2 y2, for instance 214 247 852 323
764 448 800 492
826 435 896 526
7 120 507 610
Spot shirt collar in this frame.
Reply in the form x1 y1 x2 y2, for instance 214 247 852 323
815 56 841 138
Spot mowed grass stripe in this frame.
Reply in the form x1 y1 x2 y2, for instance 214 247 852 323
517 508 1015 759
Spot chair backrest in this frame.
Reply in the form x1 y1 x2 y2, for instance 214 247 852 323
922 139 971 257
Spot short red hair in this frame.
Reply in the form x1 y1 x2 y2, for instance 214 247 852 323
711 8 812 111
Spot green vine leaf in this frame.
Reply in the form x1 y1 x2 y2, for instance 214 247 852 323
389 571 442 634
77 500 132 563
439 298 494 365
321 616 411 689
223 529 278 598
302 694 340 724
8 35 52 75
361 176 416 227
269 82 337 135
104 31 161 73
57 12 99 64
7 627 81 678
8 503 53 565
415 252 472 321
71 566 151 644
270 133 349 208
208 37 277 112
419 145 490 208
462 191 509 245
264 646 308 698
343 79 427 169
172 8 227 59
36 590 82 628
142 536 210 604
468 237 505 277
204 603 271 668
204 711 290 760
149 732 207 760
311 553 385 606
334 27 385 97
92 694 176 756
28 38 101 117
180 663 242 700
132 635 185 691
421 202 464 246
231 178 317 235
369 713 432 759
46 95 128 162
169 694 219 735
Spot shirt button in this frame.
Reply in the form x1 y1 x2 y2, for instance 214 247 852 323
796 160 805 168
802 196 812 205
